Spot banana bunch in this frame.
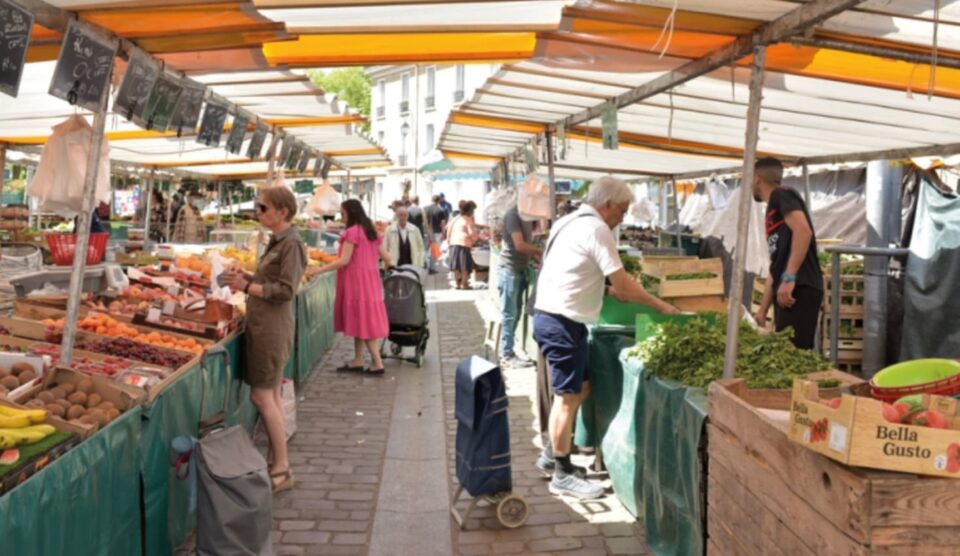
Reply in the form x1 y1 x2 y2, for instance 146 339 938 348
0 406 54 449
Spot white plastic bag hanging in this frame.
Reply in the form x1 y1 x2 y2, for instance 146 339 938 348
305 179 340 216
518 175 551 221
27 115 111 217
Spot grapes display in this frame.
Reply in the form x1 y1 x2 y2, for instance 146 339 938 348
76 337 193 369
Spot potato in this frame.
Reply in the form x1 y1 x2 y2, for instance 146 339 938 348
37 391 55 404
60 383 76 395
85 393 102 409
1 376 19 390
78 414 100 427
67 392 88 405
25 399 45 409
45 404 66 418
66 404 85 420
48 387 67 400
0 367 9 378
85 410 108 426
105 408 121 422
17 370 36 385
96 400 115 412
11 362 34 376
76 379 94 394
54 399 72 410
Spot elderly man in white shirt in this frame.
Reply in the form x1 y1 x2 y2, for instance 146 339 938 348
385 206 425 268
533 176 679 500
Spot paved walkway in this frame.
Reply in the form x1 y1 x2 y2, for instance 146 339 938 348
271 275 644 555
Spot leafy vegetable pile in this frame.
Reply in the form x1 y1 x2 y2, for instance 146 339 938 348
619 253 642 276
665 272 717 281
626 315 830 389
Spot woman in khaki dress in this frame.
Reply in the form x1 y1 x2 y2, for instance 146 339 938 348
226 186 306 492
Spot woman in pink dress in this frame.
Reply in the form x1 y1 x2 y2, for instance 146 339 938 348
313 199 394 375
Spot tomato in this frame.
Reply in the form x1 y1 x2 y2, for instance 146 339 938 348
826 398 842 410
948 458 960 474
893 402 912 419
881 403 902 424
924 409 949 429
947 443 960 464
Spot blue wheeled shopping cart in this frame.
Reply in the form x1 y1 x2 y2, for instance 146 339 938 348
450 356 529 529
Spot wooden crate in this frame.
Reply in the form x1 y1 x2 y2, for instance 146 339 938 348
708 379 960 555
823 314 865 340
823 275 865 316
669 294 727 313
643 258 724 298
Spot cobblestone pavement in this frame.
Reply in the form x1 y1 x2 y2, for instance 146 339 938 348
271 275 644 555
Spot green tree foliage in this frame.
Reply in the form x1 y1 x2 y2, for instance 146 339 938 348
308 68 372 131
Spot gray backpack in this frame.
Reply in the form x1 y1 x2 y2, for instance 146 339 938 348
196 346 273 556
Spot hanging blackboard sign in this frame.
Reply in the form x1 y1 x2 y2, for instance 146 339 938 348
114 49 159 124
170 81 205 136
140 72 183 132
286 142 303 171
225 114 248 155
313 154 324 177
0 0 33 98
264 131 279 161
297 149 311 174
321 157 332 179
196 101 228 147
277 136 293 166
48 20 117 111
246 123 268 160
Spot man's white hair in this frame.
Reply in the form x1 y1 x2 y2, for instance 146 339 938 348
585 176 633 207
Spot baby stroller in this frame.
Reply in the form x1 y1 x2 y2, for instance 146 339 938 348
450 356 528 529
381 265 430 367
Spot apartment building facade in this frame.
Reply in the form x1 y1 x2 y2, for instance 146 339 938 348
367 64 497 220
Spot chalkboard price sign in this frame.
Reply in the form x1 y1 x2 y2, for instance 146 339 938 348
114 49 159 124
247 123 268 160
225 113 249 155
140 72 183 132
49 20 117 111
297 149 311 174
171 81 205 137
0 0 33 98
196 101 228 147
313 154 324 177
320 157 331 179
286 142 303 171
278 136 293 166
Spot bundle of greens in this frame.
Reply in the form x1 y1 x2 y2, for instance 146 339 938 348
664 272 717 281
626 315 830 389
619 253 642 276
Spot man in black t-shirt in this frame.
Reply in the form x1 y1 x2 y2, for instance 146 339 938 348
423 195 447 274
752 157 824 350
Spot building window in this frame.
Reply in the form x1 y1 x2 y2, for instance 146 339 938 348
400 73 410 114
425 124 435 151
454 65 465 102
425 66 436 109
377 79 386 118
378 131 384 144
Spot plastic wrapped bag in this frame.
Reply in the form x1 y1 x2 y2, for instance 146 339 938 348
305 180 340 217
518 175 551 221
27 115 111 217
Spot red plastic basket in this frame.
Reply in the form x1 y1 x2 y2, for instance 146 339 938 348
45 233 109 265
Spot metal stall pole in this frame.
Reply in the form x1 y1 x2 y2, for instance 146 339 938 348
142 168 155 250
802 162 812 207
545 132 557 221
0 144 6 206
671 177 682 252
722 46 767 380
60 73 112 366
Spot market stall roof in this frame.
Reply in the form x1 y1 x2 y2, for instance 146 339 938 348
438 0 960 179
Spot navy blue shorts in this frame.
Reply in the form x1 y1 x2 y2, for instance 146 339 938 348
533 312 589 394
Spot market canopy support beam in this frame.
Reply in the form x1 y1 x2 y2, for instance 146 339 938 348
790 37 960 70
60 72 112 366
723 46 767 380
558 0 869 131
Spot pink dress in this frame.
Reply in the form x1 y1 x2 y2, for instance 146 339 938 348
334 225 390 340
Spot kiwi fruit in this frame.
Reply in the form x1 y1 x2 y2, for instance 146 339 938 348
0 385 8 395
78 414 100 427
67 392 88 405
37 391 55 404
85 393 102 409
49 387 67 400
54 399 72 410
96 400 115 412
60 383 76 395
66 404 85 420
45 404 66 418
10 362 34 376
0 368 9 378
86 410 108 426
1 376 19 390
25 399 45 409
17 371 36 385
105 408 121 422
76 379 94 394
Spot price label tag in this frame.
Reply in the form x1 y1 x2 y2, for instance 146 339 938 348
162 300 176 315
147 307 162 323
167 285 180 296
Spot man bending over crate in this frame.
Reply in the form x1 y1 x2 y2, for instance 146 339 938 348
532 176 679 500
753 157 824 349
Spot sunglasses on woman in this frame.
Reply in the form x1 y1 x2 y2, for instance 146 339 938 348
257 203 269 213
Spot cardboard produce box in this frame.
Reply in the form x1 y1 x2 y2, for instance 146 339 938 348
12 367 144 439
789 379 960 478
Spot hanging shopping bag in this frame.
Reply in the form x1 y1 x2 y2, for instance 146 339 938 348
305 179 340 216
518 174 551 221
430 242 442 262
